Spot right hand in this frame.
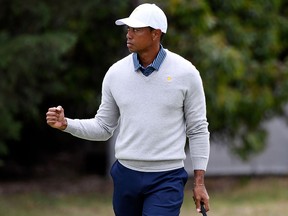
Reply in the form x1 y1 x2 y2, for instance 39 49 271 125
46 105 67 130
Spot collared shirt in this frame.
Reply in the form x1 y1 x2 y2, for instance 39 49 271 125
133 45 167 76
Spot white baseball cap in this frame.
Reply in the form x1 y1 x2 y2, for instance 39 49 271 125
115 3 168 33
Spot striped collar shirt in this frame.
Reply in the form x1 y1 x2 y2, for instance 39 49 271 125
133 45 167 76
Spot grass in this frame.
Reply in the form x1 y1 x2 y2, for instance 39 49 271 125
181 176 288 216
0 193 114 216
0 176 287 216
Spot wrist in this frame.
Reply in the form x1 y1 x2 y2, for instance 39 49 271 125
193 169 205 186
59 118 68 130
193 183 205 188
193 183 205 186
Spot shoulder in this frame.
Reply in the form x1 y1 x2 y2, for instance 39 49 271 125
109 54 133 71
164 49 199 76
104 54 133 80
166 49 189 61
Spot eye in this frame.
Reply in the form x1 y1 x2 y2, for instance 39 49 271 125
126 27 142 33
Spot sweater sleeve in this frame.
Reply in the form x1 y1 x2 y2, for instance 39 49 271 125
184 66 210 171
64 69 120 141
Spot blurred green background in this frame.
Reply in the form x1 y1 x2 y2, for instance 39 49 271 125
0 0 288 215
1 0 287 178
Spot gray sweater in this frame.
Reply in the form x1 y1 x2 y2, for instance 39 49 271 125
65 49 210 172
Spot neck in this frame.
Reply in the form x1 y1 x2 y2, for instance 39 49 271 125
138 44 160 67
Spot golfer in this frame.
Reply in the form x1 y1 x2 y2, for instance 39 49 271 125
46 3 210 216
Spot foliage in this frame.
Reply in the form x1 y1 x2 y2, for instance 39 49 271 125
0 0 130 168
161 0 288 159
0 31 77 163
0 0 287 173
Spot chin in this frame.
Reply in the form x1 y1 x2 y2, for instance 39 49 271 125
127 48 135 53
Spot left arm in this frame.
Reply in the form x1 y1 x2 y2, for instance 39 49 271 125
184 66 210 213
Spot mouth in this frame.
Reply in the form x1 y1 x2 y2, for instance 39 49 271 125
127 42 133 49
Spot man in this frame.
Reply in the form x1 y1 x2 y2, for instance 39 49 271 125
46 3 210 216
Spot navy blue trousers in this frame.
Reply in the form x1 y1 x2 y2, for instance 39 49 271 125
110 160 188 216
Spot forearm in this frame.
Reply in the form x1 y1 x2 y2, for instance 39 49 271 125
189 133 210 171
64 117 118 141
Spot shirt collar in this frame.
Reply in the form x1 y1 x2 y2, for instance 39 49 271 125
133 45 167 72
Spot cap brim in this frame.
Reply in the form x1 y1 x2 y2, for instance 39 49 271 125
115 18 148 28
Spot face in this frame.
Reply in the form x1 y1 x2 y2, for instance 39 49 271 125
126 26 156 53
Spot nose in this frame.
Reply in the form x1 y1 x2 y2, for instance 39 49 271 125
126 31 132 40
126 28 133 40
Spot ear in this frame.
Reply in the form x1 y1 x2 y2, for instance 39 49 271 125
152 29 162 41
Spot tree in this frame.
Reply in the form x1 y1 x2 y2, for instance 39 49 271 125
0 0 131 169
0 0 287 177
161 0 288 159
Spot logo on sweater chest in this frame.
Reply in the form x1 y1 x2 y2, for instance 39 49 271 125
167 75 173 82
